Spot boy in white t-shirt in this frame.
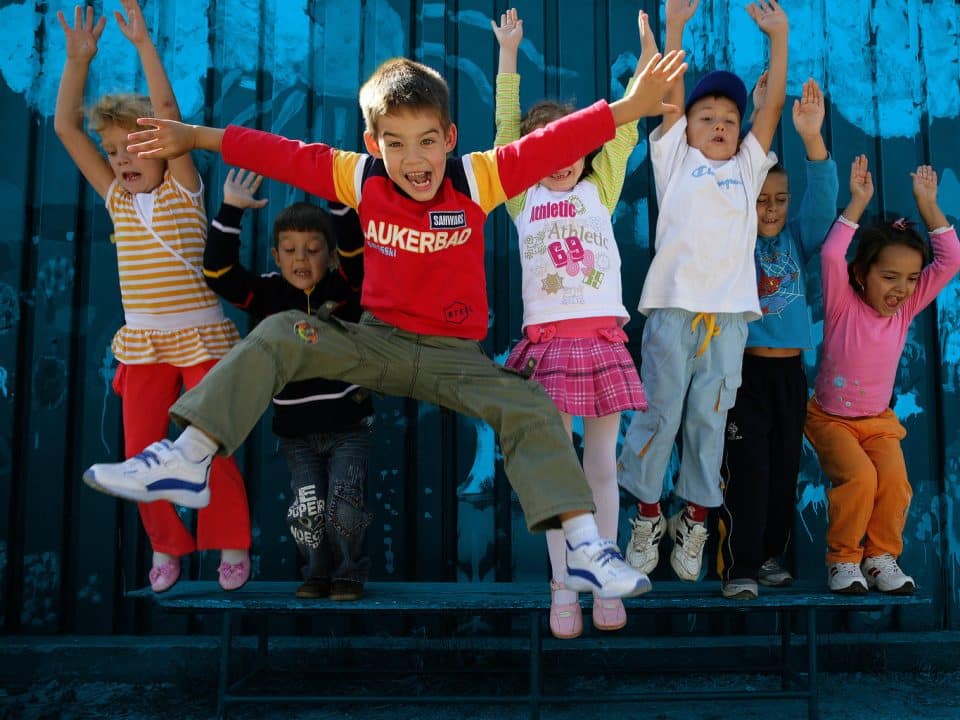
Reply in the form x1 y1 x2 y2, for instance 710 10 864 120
618 0 787 582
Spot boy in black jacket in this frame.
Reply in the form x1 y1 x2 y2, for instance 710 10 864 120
204 169 373 601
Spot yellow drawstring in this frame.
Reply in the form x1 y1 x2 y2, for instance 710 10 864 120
691 312 720 357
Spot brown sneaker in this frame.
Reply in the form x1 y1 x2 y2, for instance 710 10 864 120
295 577 331 599
329 579 364 601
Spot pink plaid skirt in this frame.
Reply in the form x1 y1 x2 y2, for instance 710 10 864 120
506 329 647 417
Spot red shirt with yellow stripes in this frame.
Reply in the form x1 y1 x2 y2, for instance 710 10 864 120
222 101 616 340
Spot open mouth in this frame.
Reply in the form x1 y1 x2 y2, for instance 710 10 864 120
884 295 902 310
405 171 432 191
550 168 574 181
711 135 726 144
123 172 142 183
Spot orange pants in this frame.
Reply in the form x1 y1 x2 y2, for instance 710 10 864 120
804 399 910 564
113 361 251 557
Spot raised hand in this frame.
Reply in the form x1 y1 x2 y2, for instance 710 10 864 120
665 0 700 27
127 118 196 159
56 6 106 63
747 0 788 38
792 78 825 140
115 0 150 47
850 155 874 203
843 154 874 224
911 165 938 207
911 165 949 230
617 49 688 121
637 11 659 68
752 70 769 113
491 8 523 51
223 169 268 210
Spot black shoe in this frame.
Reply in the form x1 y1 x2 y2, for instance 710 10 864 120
329 579 364 601
295 577 331 599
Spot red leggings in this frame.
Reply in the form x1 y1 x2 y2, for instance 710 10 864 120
113 361 251 557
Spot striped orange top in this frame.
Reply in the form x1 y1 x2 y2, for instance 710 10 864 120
105 171 240 366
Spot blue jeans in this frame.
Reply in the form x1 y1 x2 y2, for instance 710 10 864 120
281 426 373 583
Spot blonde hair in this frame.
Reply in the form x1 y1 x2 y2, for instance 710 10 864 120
358 58 450 135
88 93 153 135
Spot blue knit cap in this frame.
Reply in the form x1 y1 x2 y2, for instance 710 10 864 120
686 70 748 119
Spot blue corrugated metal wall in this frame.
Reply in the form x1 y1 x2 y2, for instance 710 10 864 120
0 0 958 635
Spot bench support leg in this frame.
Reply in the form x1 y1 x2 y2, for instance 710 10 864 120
780 609 792 689
217 612 234 719
256 616 269 672
529 610 541 720
807 607 819 720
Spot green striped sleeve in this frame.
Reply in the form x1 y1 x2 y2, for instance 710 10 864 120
586 75 640 215
494 72 527 219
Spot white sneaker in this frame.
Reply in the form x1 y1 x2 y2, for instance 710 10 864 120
667 512 708 581
861 554 916 595
566 538 653 599
83 440 212 509
827 562 868 594
759 558 794 587
721 578 758 600
625 514 664 574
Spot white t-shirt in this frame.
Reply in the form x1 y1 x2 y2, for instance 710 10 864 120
638 117 777 320
512 181 629 329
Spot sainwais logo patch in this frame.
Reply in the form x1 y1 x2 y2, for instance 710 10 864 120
429 210 466 230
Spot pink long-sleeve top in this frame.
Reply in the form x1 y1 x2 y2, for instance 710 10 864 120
814 216 960 417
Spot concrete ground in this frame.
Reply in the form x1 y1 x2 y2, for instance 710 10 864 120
3 670 960 720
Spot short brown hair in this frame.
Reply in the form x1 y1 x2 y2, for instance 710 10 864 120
88 93 153 135
272 202 332 251
358 58 450 135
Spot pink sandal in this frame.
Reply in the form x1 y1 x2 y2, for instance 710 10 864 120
218 557 251 591
549 580 583 639
149 558 181 593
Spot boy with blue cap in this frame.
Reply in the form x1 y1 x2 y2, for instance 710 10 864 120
619 0 788 583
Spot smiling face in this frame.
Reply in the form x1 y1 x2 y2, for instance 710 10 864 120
363 109 457 202
271 230 330 292
686 95 741 161
99 123 165 194
857 243 924 316
757 171 790 237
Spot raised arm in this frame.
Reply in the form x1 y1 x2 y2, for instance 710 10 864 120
790 78 838 261
53 6 114 199
203 169 273 315
589 10 653 213
746 0 788 153
656 0 699 135
116 0 199 191
491 8 526 217
820 155 874 313
904 165 960 316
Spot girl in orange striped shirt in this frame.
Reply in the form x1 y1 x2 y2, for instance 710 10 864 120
54 2 250 592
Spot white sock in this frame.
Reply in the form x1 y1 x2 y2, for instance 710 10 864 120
174 426 218 462
562 513 600 548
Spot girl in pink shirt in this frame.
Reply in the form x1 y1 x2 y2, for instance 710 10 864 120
805 156 960 595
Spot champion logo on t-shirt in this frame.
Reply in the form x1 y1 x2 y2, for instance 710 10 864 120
429 210 466 230
691 165 743 189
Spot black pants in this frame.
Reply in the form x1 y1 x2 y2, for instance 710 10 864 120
718 354 807 581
